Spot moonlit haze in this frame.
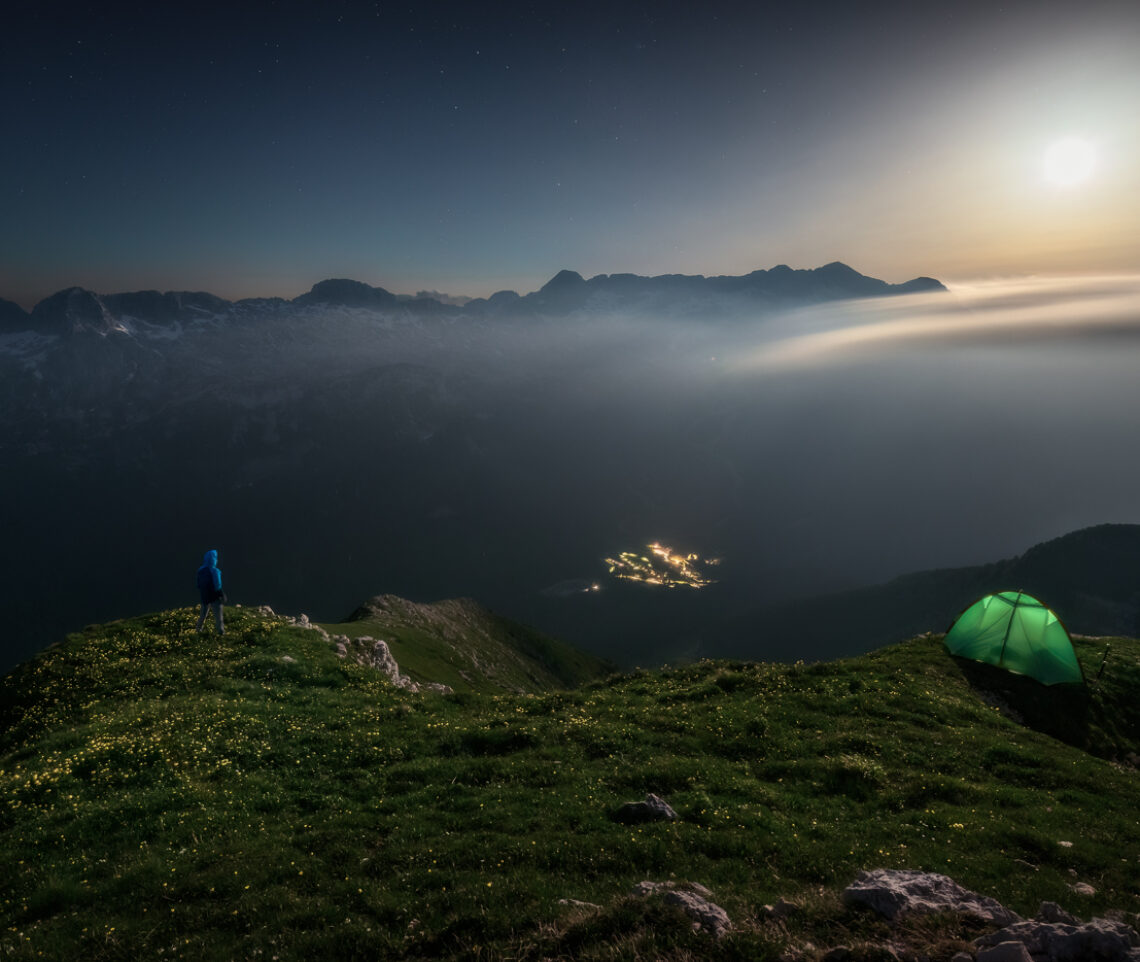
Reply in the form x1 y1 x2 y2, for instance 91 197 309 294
4 0 1140 670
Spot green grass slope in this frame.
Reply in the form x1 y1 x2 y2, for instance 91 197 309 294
329 594 616 693
2 608 1140 961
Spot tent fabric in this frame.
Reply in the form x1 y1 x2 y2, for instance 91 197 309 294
944 591 1084 686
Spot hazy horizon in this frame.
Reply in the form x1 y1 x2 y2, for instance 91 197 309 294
0 259 944 313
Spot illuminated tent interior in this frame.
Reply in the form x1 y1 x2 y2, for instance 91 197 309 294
943 591 1085 686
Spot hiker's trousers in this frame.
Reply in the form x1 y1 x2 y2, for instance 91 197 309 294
196 601 225 634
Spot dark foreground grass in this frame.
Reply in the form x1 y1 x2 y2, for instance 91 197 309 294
2 608 1139 960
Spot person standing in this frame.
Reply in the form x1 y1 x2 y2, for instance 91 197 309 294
195 549 226 635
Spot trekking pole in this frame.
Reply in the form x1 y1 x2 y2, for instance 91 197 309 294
1095 645 1110 682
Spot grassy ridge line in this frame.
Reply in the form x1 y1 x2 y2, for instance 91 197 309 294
327 594 615 693
1 608 1139 961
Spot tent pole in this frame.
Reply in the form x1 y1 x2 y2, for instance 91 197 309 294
998 590 1024 666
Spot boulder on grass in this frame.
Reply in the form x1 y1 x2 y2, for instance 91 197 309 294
843 869 1020 925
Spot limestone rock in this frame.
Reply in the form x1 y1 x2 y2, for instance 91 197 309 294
612 793 678 824
282 612 330 640
332 633 453 694
662 889 731 938
843 869 1021 925
630 880 713 899
1037 901 1079 925
976 916 1140 962
557 898 601 911
631 880 730 938
1070 882 1096 897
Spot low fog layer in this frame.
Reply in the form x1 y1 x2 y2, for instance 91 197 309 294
478 273 1140 593
4 273 1140 670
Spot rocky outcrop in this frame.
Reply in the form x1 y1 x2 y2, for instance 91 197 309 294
333 633 453 694
975 916 1140 961
1036 902 1079 926
843 869 1022 925
837 869 1140 962
344 593 612 693
262 606 452 694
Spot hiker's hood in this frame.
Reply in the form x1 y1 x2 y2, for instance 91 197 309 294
203 549 218 567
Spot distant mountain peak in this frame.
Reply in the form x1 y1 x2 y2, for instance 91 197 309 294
539 269 587 292
0 297 30 334
816 260 858 275
293 278 397 308
29 287 126 337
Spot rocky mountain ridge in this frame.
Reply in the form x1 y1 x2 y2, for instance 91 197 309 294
330 593 615 693
247 591 614 695
2 262 945 332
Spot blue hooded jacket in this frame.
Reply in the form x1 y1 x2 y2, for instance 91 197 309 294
196 550 223 602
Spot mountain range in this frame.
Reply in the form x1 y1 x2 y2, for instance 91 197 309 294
1 261 944 332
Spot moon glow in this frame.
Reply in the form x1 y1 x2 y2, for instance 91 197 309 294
1042 137 1097 186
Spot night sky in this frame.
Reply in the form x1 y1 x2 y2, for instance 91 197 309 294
4 0 1139 309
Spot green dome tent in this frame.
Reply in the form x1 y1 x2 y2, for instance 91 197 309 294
944 591 1084 686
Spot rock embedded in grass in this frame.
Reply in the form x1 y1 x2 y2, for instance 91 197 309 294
663 888 732 938
843 868 1021 925
557 897 601 911
331 633 454 694
611 792 678 823
630 880 731 938
975 916 1140 961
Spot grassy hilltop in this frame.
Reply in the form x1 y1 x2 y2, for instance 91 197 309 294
2 605 1140 960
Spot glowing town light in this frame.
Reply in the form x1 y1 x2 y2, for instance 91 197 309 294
603 542 719 588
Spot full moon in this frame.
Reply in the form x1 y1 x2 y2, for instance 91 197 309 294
1042 137 1097 186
